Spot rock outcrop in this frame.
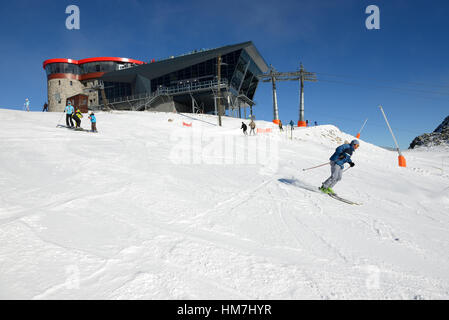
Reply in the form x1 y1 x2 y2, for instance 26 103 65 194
409 116 449 149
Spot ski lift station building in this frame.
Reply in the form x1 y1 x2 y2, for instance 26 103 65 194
42 41 269 116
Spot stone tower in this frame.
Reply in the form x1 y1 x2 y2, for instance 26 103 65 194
43 57 145 112
47 78 84 112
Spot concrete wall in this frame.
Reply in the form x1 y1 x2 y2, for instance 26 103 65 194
149 96 177 113
83 81 100 108
155 101 177 113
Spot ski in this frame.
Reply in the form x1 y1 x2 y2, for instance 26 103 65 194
279 178 320 193
56 124 74 129
279 179 362 205
74 128 97 132
328 193 361 205
57 125 96 132
317 187 362 205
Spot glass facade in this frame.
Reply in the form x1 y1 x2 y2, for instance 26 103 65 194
45 63 80 76
150 48 262 101
230 49 262 100
101 81 132 102
45 61 136 76
151 49 243 92
81 62 123 74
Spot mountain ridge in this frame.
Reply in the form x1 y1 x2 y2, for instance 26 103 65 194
409 115 449 149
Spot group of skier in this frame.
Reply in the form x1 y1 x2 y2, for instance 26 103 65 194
61 102 358 195
240 120 256 135
64 101 97 132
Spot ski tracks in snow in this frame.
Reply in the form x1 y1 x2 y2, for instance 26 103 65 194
0 186 131 227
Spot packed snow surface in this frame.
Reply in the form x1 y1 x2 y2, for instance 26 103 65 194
1 109 448 299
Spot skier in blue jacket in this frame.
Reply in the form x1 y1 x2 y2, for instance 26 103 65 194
319 139 360 194
64 102 74 128
88 112 97 132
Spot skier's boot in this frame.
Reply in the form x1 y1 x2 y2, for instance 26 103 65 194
319 186 330 194
327 187 336 195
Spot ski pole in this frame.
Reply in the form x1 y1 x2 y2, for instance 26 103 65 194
302 162 330 171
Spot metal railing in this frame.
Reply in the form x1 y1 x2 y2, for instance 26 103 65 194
92 79 230 111
157 79 229 95
107 79 228 103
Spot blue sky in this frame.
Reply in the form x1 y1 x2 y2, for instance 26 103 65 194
0 0 448 148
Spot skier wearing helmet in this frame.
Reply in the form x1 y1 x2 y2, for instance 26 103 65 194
319 139 360 195
72 108 83 128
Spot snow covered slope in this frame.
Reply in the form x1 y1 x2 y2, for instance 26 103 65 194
1 109 448 299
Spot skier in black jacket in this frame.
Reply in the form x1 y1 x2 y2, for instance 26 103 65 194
72 108 83 128
241 122 248 135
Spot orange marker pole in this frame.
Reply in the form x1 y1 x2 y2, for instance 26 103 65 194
356 118 368 139
379 105 406 167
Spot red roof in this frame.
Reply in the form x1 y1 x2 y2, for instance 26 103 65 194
43 57 145 69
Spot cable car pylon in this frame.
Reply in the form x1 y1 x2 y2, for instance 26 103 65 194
257 62 317 126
